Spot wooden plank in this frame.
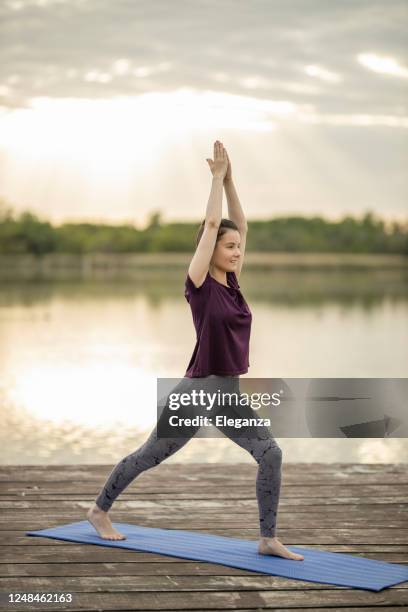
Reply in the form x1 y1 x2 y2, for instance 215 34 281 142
2 513 408 539
1 469 407 485
1 510 407 527
0 463 406 482
1 501 406 516
1 500 407 515
3 559 408 577
1 574 408 592
2 485 408 499
0 588 407 610
2 499 407 518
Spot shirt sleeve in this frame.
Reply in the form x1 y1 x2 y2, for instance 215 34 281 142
227 271 241 289
184 271 211 302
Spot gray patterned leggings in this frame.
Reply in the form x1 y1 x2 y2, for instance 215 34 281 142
95 375 283 537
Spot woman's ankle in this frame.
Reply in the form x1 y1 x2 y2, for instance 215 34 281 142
91 502 107 514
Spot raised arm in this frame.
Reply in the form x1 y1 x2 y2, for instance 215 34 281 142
188 141 228 288
223 150 248 279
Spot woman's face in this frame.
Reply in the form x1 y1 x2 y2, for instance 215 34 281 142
211 229 241 272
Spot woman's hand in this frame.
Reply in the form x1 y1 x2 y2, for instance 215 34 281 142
224 149 232 182
206 140 228 180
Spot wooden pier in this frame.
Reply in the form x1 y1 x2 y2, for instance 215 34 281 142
0 462 407 610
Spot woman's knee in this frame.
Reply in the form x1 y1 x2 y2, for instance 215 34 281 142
262 443 283 469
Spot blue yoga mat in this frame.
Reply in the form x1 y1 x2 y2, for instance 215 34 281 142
26 520 408 592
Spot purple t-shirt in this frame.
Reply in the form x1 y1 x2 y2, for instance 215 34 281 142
184 270 252 378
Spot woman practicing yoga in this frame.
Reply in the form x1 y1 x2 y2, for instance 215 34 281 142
87 140 304 561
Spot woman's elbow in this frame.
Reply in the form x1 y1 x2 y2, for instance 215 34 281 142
206 217 221 229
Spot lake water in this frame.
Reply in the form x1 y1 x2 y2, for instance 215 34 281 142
1 267 407 464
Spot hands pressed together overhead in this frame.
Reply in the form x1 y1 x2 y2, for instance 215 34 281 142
206 140 232 182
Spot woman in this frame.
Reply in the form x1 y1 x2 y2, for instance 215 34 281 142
87 140 304 561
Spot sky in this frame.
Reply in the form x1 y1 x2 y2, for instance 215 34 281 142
0 0 407 227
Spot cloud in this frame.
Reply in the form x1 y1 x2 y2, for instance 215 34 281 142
0 0 406 121
357 53 408 78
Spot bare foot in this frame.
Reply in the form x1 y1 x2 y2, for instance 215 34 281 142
86 503 126 540
258 536 304 560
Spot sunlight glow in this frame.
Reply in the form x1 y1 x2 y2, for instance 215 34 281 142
0 87 406 218
357 53 408 78
10 363 157 428
2 85 404 189
0 89 282 177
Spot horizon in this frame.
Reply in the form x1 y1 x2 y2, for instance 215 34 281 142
1 201 405 232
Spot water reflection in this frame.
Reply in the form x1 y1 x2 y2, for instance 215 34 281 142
0 269 407 464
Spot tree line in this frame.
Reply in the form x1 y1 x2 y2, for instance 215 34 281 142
0 203 407 255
